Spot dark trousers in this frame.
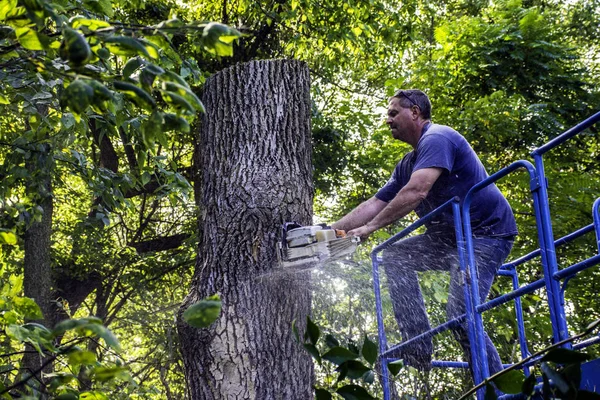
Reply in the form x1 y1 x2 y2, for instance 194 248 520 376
383 233 513 377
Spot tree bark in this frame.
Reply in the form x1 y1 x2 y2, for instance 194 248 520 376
177 59 314 399
22 141 54 390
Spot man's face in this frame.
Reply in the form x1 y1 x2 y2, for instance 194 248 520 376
386 97 413 141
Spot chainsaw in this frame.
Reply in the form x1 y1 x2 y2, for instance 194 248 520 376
276 222 360 268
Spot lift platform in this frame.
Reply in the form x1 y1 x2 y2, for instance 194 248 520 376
371 112 600 399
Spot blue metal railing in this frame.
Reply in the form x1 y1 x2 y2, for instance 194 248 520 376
372 111 600 400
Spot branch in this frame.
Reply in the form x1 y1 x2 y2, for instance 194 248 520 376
128 233 190 254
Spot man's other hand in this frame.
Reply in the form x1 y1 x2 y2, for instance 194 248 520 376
347 225 376 241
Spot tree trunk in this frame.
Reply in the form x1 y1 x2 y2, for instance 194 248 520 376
22 141 54 391
177 59 314 399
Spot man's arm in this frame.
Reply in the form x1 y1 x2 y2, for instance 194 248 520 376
331 196 387 232
348 167 443 238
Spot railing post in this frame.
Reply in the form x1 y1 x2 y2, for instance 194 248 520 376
371 252 391 400
453 200 485 394
460 160 538 397
593 198 600 254
531 154 570 344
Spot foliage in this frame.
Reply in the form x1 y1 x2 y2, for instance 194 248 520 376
0 0 238 397
1 0 600 398
295 316 401 400
181 294 221 328
466 319 600 400
0 265 127 398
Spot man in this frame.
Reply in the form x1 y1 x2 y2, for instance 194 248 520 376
331 89 517 377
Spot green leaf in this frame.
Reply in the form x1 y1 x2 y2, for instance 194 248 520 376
138 38 159 59
161 91 195 115
87 80 113 111
522 372 537 395
0 364 14 374
201 22 241 57
52 317 102 336
561 363 581 392
13 297 42 319
362 370 375 384
182 295 221 328
16 27 47 50
82 0 113 18
79 391 109 400
96 47 110 59
348 340 360 355
322 346 359 365
71 17 111 31
303 343 322 364
325 334 339 348
387 359 403 376
144 34 181 63
541 348 591 364
0 0 18 20
484 382 498 400
162 113 190 133
540 362 570 395
140 111 161 150
141 171 151 186
90 366 130 382
292 319 300 343
160 70 189 88
336 362 348 382
492 369 525 394
6 324 47 353
104 36 151 58
336 384 376 400
113 81 156 111
306 316 320 345
361 335 377 365
67 349 97 366
339 360 370 379
315 388 332 400
63 80 94 115
156 18 183 29
83 324 121 350
0 231 17 245
122 57 143 79
60 27 91 66
45 372 77 387
162 82 204 112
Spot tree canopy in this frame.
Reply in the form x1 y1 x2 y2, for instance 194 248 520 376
1 0 599 398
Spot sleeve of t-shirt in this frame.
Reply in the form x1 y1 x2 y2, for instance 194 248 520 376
413 134 456 173
375 164 403 203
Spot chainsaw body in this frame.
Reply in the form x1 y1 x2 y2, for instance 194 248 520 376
276 222 360 268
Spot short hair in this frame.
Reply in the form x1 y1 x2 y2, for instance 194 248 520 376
391 89 432 120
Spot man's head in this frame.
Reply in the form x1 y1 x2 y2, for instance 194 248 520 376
386 89 432 147
391 89 431 120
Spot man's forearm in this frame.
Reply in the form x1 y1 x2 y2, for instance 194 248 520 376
331 197 386 231
364 187 424 231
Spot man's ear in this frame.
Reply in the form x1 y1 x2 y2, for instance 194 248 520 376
411 105 421 120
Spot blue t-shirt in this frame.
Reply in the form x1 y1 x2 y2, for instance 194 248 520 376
376 123 517 237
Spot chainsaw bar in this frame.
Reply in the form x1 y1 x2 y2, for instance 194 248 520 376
277 223 360 269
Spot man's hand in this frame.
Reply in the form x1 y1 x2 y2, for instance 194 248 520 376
347 225 377 241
